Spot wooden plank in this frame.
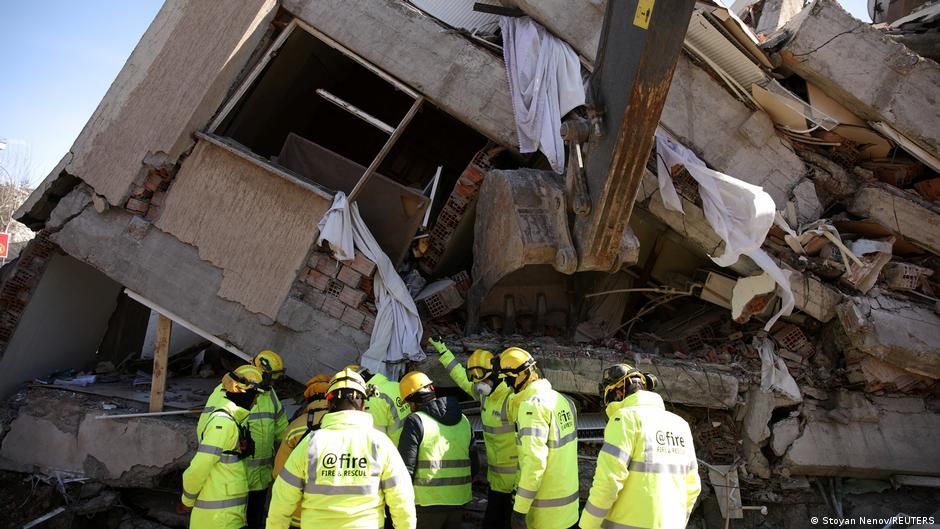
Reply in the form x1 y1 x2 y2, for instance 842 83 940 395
348 97 424 203
149 315 172 412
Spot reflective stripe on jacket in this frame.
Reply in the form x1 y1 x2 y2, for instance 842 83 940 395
413 411 473 507
182 399 250 529
265 410 417 529
365 373 411 445
579 391 701 529
272 399 328 528
439 349 519 492
514 378 580 529
198 383 289 491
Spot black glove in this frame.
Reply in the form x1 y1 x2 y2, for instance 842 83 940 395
511 511 527 529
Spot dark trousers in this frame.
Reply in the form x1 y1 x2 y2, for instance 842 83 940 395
416 507 464 529
483 489 513 529
246 489 267 529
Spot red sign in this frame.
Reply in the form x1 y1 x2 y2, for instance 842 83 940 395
0 233 9 259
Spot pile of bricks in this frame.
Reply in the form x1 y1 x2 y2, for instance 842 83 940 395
124 164 176 221
294 250 378 334
420 150 492 273
0 232 57 355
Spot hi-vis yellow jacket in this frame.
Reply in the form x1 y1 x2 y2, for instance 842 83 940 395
579 391 701 529
182 399 250 529
439 349 519 492
513 378 580 529
365 373 411 445
271 398 329 528
198 383 289 491
266 410 417 529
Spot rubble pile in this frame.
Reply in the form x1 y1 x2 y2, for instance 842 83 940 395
1 0 939 527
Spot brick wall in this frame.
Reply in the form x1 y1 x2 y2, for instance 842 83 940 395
290 249 378 335
0 231 58 356
421 150 492 273
124 163 177 221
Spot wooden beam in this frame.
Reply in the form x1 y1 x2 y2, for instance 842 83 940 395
149 314 172 412
348 96 424 203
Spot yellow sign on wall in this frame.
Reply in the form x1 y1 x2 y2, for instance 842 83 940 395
633 0 655 29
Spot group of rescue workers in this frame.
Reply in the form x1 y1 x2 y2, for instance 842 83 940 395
180 339 701 529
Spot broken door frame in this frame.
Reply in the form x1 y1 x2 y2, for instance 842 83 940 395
207 18 426 204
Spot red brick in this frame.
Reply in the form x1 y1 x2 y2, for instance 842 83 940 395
143 171 163 192
126 198 149 214
131 185 152 200
307 252 326 270
341 306 366 328
360 275 374 300
144 204 160 221
361 312 376 334
337 265 362 288
323 297 345 319
338 286 366 308
304 269 330 291
462 165 485 184
150 191 166 207
315 255 340 277
350 253 377 277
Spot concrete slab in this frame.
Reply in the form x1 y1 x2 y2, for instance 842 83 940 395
0 389 195 487
782 393 940 477
836 296 940 380
848 187 940 256
775 0 940 158
284 0 516 147
418 340 741 409
48 192 368 383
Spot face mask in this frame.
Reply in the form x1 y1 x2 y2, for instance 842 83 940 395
474 382 493 397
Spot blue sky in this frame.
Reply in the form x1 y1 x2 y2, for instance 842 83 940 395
1 0 872 187
0 1 162 185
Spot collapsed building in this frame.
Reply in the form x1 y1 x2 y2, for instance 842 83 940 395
1 0 940 527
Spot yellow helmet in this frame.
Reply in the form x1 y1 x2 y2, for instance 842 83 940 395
466 349 495 382
498 347 537 392
600 363 658 405
326 368 369 400
254 350 285 379
304 374 332 400
400 371 434 402
222 365 266 394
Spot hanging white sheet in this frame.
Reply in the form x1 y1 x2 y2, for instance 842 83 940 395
317 192 425 378
501 16 585 173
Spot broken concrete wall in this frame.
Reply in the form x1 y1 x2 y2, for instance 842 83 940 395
774 0 940 158
283 0 517 147
420 340 740 409
835 295 940 380
0 388 195 488
0 254 122 398
781 391 940 477
155 139 332 319
46 190 368 379
48 1 277 208
848 186 940 255
661 54 806 206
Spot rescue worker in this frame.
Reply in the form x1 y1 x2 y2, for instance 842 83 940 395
397 371 477 529
500 347 580 529
428 337 517 529
266 368 417 529
579 364 701 529
197 350 290 528
350 364 412 445
180 365 264 529
271 374 331 529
